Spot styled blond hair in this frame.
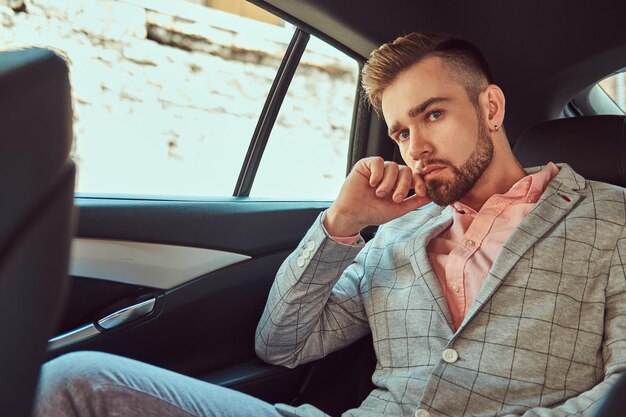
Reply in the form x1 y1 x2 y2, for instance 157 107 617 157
361 32 494 110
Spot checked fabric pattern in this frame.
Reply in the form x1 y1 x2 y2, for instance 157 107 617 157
255 164 626 417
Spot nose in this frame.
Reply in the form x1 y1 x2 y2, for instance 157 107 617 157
407 130 431 161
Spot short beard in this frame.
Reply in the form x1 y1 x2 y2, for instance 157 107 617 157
425 113 493 206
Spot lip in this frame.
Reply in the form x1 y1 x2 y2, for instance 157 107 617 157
419 165 446 181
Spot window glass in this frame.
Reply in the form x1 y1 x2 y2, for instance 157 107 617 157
0 0 291 197
598 72 626 113
251 35 359 200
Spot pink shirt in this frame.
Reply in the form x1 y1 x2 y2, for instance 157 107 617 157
427 163 559 329
330 163 560 330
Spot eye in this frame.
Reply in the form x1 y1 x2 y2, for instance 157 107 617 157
427 110 443 122
397 130 410 142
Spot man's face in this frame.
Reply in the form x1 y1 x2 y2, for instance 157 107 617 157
381 56 493 206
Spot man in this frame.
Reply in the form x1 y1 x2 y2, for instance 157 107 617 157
35 32 625 417
255 32 626 417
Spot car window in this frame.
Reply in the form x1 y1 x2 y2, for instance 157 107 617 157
250 35 358 200
598 71 626 113
0 0 358 200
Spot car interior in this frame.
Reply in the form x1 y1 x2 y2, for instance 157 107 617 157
2 0 626 416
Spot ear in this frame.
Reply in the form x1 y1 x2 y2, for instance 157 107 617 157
479 84 506 132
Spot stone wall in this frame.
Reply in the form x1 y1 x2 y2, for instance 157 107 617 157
0 0 358 198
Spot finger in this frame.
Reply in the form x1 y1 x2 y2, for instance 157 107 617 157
375 162 399 197
367 157 385 187
413 171 427 197
392 166 413 202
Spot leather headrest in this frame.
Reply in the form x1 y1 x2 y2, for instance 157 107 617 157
513 116 626 187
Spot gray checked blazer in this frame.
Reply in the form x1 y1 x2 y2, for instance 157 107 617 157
255 164 626 417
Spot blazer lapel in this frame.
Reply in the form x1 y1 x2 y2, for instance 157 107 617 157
407 206 456 332
458 164 585 331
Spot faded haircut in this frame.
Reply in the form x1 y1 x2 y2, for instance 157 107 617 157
361 32 494 110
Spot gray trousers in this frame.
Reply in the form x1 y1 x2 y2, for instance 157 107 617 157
33 351 285 417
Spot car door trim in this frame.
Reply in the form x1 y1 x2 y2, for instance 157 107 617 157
48 323 99 350
69 238 251 289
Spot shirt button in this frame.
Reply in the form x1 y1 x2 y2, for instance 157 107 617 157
297 257 306 267
306 241 316 251
442 348 459 363
450 282 460 293
465 239 475 248
415 409 430 417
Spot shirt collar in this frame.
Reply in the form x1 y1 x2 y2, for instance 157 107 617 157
451 162 560 216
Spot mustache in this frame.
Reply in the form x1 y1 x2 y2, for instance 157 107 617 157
422 158 454 169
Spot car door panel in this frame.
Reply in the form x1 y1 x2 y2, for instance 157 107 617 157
70 238 251 289
73 198 330 255
46 197 374 411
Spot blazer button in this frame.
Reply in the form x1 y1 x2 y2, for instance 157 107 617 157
415 409 430 417
302 249 311 258
442 348 459 363
297 257 306 267
306 241 316 251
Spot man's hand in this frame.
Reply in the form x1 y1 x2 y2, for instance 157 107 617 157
324 157 431 236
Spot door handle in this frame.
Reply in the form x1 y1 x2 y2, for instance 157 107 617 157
97 298 156 330
48 297 157 350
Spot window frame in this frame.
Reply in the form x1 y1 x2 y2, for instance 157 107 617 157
231 1 366 198
233 29 310 197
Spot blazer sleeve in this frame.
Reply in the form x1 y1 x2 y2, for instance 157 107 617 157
255 211 372 368
501 225 626 417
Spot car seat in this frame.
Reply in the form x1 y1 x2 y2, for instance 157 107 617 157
514 115 626 416
513 115 626 186
0 48 75 417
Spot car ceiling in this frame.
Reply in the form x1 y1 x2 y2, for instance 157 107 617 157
254 0 626 141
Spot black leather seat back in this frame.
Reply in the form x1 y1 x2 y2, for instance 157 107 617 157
513 115 626 186
0 48 75 417
516 116 626 415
